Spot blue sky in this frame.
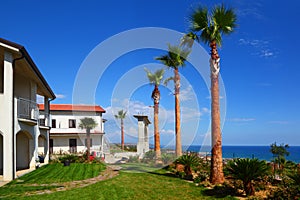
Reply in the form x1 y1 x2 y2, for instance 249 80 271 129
1 0 299 146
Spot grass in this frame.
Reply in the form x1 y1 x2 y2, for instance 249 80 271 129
10 163 106 184
0 163 237 200
0 163 106 199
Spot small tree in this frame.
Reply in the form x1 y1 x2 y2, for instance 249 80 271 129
270 142 290 171
227 158 270 196
79 117 97 159
175 153 201 177
114 110 127 150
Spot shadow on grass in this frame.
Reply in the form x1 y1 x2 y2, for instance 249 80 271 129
147 171 178 179
201 185 238 199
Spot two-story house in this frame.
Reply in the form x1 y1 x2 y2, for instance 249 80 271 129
0 38 56 181
38 104 107 156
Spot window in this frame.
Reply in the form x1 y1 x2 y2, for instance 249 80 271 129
52 119 56 128
39 118 45 126
85 138 93 147
69 119 76 128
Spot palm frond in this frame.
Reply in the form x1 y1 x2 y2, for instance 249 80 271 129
163 76 174 86
115 110 126 119
144 68 165 86
180 32 199 48
189 6 208 32
212 4 237 35
78 117 97 130
188 4 236 46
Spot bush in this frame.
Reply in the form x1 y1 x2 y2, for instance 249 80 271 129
58 154 79 163
128 156 140 163
226 158 271 196
161 153 175 165
175 153 201 177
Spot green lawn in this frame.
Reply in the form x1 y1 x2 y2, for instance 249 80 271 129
0 163 237 200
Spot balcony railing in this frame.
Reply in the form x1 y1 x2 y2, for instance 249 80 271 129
39 113 49 127
17 98 39 121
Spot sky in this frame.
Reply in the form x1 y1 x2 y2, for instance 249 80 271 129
1 0 300 146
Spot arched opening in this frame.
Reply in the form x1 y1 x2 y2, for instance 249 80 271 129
16 131 32 170
38 135 46 163
0 132 3 175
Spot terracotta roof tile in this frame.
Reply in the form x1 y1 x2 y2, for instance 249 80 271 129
38 104 105 113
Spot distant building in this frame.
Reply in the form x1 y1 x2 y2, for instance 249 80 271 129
0 38 56 181
38 104 108 156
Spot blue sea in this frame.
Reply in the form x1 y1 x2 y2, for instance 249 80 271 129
181 145 300 163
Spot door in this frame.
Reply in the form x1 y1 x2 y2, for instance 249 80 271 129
69 139 77 153
49 139 53 154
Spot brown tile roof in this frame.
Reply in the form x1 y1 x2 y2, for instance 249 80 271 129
38 104 106 113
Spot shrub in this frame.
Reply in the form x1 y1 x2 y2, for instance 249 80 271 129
227 158 271 196
58 154 79 163
161 153 175 165
128 156 140 163
175 153 201 176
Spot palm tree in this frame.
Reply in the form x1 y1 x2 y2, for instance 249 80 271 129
156 44 190 157
183 4 237 184
176 153 202 177
79 117 98 159
227 158 271 196
114 110 127 150
145 68 165 162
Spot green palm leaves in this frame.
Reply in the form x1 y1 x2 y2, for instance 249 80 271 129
144 68 165 86
227 158 271 196
156 44 190 69
79 117 97 130
114 110 127 120
189 4 236 46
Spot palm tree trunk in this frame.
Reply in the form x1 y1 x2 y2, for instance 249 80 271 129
154 98 161 161
209 40 224 184
121 119 124 150
174 68 182 157
86 128 91 160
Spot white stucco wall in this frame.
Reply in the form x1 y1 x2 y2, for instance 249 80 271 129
0 133 3 174
51 134 103 154
50 111 103 134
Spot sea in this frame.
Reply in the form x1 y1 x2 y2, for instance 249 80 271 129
181 145 300 163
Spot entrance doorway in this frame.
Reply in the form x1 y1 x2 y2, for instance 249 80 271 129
69 139 77 153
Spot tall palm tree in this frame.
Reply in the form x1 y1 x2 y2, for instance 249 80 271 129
79 117 98 159
183 4 237 184
145 68 165 161
114 110 127 150
156 44 190 157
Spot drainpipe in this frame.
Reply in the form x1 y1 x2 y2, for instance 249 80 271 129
12 50 25 179
47 98 55 162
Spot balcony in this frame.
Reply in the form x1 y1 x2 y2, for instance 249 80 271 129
17 98 39 125
39 113 50 129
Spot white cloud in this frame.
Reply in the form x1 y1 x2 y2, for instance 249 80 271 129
180 85 194 102
238 38 277 58
227 118 256 122
55 94 66 99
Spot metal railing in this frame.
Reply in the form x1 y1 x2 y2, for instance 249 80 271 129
39 113 49 126
17 98 39 121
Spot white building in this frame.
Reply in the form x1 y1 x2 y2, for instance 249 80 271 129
38 104 107 156
0 38 56 181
